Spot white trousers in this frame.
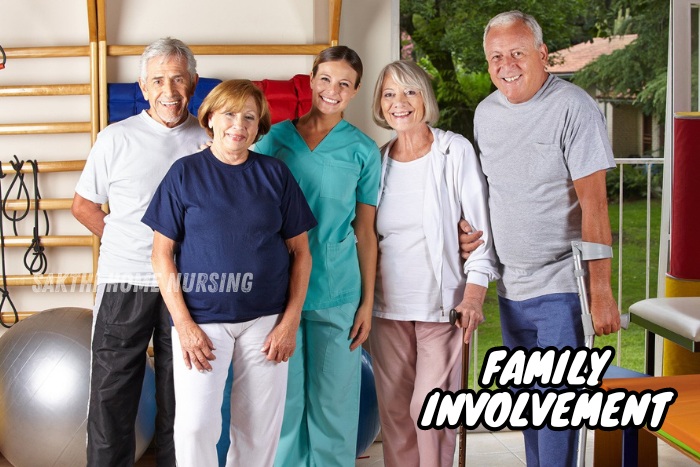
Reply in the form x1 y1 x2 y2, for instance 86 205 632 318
172 314 288 467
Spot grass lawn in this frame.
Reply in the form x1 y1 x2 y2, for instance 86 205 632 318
468 198 661 388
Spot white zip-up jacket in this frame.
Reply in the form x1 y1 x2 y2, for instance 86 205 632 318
375 126 500 322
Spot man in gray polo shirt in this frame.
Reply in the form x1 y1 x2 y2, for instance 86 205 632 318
470 10 621 467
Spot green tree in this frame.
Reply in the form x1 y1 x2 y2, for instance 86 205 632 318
401 0 605 138
573 0 669 121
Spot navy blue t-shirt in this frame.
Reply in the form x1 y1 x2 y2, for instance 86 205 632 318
142 149 317 324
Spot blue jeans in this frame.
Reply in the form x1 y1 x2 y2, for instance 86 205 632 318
498 293 584 467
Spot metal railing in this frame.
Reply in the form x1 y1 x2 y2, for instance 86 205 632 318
611 157 664 366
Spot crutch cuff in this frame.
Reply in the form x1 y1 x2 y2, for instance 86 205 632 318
577 241 613 261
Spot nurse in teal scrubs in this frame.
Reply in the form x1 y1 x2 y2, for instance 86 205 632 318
255 46 381 467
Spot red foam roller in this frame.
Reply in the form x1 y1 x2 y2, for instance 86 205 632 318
670 114 700 279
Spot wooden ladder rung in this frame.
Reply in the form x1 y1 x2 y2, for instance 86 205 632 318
2 236 93 248
0 122 92 135
4 45 91 59
0 84 92 97
4 273 94 287
3 198 74 211
0 311 36 324
0 160 86 173
107 44 329 56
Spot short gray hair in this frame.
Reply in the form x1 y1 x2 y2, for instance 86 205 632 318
371 60 439 130
483 10 544 51
139 37 197 82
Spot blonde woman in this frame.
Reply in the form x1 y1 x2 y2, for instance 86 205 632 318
369 60 498 467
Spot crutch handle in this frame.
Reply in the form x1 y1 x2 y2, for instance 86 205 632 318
583 312 631 335
620 312 630 329
449 308 460 326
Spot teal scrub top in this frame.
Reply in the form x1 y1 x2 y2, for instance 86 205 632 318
255 119 381 309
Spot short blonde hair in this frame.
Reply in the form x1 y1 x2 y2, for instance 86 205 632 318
198 80 271 141
371 60 439 130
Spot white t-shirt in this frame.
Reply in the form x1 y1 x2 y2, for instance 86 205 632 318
75 111 208 286
374 155 441 320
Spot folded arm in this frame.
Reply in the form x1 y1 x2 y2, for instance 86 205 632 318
71 193 106 237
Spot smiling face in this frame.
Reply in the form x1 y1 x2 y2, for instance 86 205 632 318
380 74 426 133
209 95 260 160
484 20 549 104
310 60 359 116
139 54 197 128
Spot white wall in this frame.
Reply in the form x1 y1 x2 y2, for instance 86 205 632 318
99 0 395 141
339 0 398 145
0 0 397 333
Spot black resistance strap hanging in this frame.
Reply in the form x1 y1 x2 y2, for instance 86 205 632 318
3 155 30 234
24 160 49 274
0 163 19 328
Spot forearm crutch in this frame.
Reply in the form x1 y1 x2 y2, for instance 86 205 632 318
450 308 470 467
571 241 629 467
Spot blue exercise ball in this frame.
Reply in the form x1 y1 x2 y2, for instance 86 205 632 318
0 307 156 467
356 348 381 456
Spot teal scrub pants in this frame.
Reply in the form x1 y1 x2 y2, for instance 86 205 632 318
274 301 361 467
